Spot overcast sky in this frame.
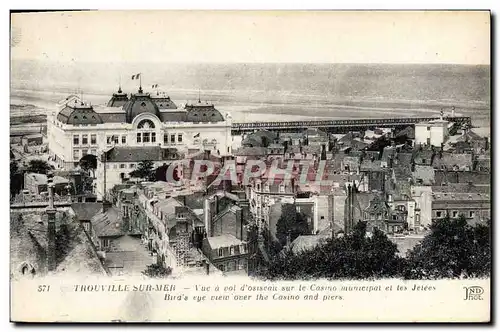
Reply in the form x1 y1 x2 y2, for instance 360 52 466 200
11 10 490 64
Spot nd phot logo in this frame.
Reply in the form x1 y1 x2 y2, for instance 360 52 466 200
463 286 484 301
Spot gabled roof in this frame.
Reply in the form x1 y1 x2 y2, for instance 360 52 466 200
90 207 124 237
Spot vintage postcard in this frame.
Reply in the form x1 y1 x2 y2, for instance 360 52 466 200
9 10 491 322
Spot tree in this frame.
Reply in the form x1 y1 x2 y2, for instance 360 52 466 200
79 154 98 177
10 160 23 198
142 263 172 278
129 160 155 181
26 159 53 174
404 216 491 279
262 221 404 280
276 204 310 246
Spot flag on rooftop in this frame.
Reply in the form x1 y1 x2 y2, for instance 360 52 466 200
131 73 141 80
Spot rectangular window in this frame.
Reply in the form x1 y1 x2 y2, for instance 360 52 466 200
101 238 110 249
164 134 168 143
73 149 79 160
240 244 245 254
143 132 150 143
452 211 458 218
122 135 126 144
91 134 97 145
107 136 112 145
113 136 119 144
427 126 431 131
120 164 125 169
178 134 183 142
229 246 235 255
130 163 135 168
469 211 475 218
73 135 79 145
218 248 224 257
436 211 442 218
82 134 88 145
218 264 225 272
113 164 118 169
151 132 156 143
137 133 142 143
82 149 88 157
171 134 175 142
279 185 285 193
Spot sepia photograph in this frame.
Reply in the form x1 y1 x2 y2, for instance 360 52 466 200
9 9 491 322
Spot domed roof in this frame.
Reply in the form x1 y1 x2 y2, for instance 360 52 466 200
57 100 103 125
185 101 224 122
151 92 177 110
122 88 161 123
106 86 129 108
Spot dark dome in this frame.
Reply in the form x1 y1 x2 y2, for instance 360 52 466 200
185 101 224 122
57 101 103 125
122 90 161 123
151 93 177 110
107 87 129 107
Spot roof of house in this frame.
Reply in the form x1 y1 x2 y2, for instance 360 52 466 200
360 158 384 172
71 203 102 221
90 207 124 237
432 192 490 201
56 226 108 275
104 146 180 163
289 235 329 254
432 153 473 169
206 234 244 249
301 145 322 155
412 165 435 185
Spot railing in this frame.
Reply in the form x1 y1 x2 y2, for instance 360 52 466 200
231 116 471 130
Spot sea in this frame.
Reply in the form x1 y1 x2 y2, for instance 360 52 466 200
10 60 491 134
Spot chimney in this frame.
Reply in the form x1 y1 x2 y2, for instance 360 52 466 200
203 198 211 236
46 172 57 272
205 260 210 275
102 200 112 213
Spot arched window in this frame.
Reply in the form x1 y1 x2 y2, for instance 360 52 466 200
137 119 155 129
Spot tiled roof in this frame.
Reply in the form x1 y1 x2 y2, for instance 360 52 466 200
104 146 180 162
432 192 490 201
71 203 102 221
90 207 124 237
432 153 473 170
412 165 435 185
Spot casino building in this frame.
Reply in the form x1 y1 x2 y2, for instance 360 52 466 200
47 85 233 199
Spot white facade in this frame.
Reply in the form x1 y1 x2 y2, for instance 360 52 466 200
411 186 433 228
47 95 233 170
415 119 450 147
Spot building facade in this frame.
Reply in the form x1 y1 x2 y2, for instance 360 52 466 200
47 88 233 170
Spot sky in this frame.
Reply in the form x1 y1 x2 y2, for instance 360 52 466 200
10 10 490 64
